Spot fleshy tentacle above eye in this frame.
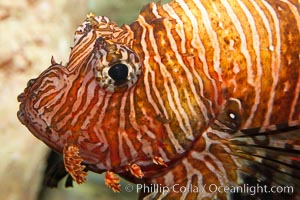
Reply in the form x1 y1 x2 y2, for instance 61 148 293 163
67 13 136 73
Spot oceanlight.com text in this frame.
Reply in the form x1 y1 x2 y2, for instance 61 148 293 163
125 183 294 196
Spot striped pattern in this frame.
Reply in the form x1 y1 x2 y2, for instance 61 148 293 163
17 0 300 199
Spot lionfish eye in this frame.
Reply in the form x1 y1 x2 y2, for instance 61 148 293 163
108 63 129 83
93 37 141 92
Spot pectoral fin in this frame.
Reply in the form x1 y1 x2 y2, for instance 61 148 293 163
139 99 300 200
63 144 87 184
229 121 300 199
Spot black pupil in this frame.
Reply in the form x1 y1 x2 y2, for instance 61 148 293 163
108 64 128 82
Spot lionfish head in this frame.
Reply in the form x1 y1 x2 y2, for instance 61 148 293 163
17 14 146 170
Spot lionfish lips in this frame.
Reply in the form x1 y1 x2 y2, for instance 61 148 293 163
17 97 35 139
18 78 36 103
17 96 25 124
17 107 26 126
17 78 36 125
17 76 51 145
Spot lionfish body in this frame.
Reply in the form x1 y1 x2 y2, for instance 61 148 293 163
18 0 300 199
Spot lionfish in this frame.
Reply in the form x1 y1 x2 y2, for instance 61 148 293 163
17 0 300 199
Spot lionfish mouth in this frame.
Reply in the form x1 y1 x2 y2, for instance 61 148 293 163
17 78 36 125
17 76 63 153
17 103 25 125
